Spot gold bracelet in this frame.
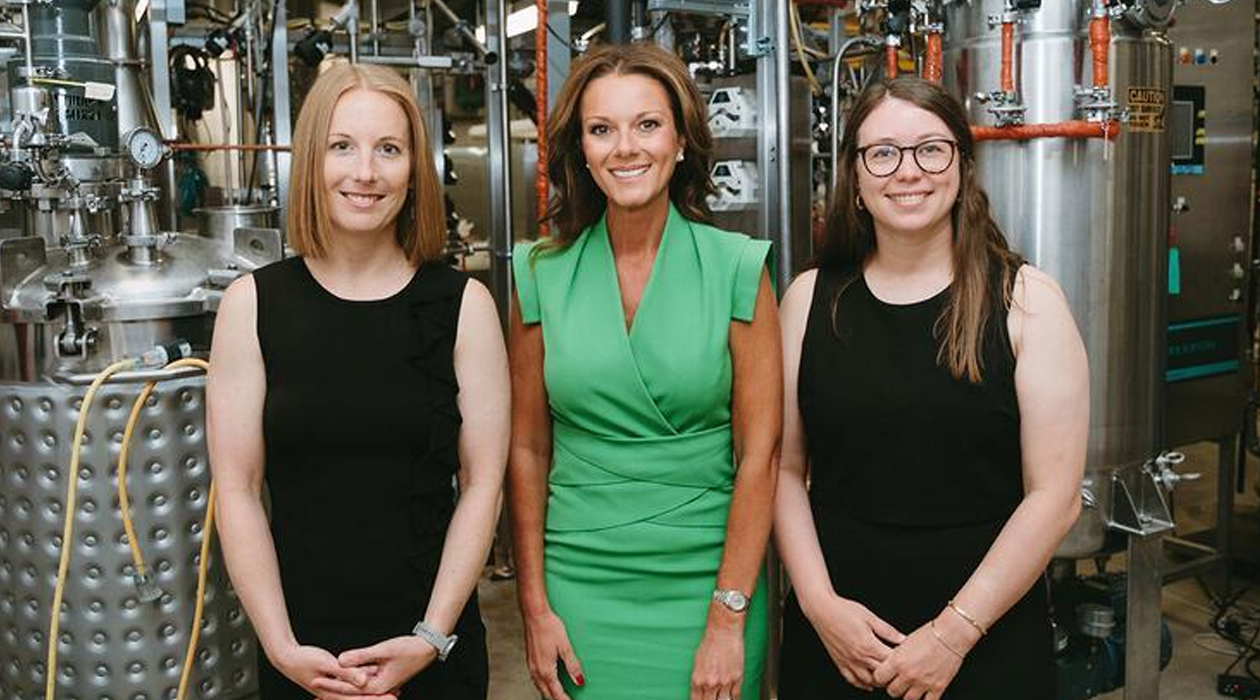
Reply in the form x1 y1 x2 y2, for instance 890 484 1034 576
929 620 966 659
947 599 988 636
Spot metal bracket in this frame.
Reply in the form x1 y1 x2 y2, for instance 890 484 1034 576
233 227 285 269
0 235 44 309
1107 452 1190 537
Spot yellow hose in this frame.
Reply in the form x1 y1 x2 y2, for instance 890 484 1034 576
47 359 138 700
113 357 212 700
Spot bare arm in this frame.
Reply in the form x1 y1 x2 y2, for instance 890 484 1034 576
507 302 553 619
692 269 782 700
208 277 369 694
507 303 583 700
875 265 1088 699
423 280 510 632
938 266 1088 642
207 276 294 660
772 271 903 691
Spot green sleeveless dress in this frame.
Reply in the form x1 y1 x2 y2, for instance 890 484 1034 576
513 204 770 700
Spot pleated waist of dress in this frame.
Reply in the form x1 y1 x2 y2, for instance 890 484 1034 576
546 420 735 533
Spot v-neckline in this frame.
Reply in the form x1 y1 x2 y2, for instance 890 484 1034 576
600 207 675 339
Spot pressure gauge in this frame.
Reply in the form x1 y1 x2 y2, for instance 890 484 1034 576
124 127 165 169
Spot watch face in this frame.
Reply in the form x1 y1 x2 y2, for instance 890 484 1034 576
728 592 749 611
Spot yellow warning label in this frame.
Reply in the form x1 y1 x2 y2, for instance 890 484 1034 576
1127 87 1167 133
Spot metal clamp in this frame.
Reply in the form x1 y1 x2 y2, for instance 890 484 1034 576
1106 451 1191 537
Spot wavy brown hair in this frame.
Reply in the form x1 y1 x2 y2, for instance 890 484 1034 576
287 62 445 265
538 43 715 251
819 77 1024 383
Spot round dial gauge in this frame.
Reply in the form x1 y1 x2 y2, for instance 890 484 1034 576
124 127 165 169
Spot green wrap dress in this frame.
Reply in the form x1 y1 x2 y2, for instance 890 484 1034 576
513 204 771 700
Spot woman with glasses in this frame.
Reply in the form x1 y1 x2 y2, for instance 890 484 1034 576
773 77 1087 700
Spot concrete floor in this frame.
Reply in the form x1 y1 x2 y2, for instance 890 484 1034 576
478 440 1260 699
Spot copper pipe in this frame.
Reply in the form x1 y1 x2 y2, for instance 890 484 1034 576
885 43 898 78
1000 21 1015 93
535 0 549 238
971 120 1121 142
1089 15 1109 89
923 31 943 83
166 142 292 152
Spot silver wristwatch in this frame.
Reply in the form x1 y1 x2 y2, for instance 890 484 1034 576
712 588 750 613
412 620 459 661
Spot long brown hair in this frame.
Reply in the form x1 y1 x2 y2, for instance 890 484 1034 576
539 43 715 251
287 62 445 265
819 77 1024 383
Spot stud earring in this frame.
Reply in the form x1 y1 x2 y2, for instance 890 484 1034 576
856 194 865 211
676 151 685 162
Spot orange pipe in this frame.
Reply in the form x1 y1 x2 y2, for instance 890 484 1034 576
1089 15 1110 89
924 32 943 83
165 142 290 152
1000 22 1015 93
971 120 1121 142
535 0 549 238
885 43 899 78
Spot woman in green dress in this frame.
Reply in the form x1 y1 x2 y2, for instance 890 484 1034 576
508 43 781 700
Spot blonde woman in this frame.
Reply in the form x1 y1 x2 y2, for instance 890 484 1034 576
208 63 508 700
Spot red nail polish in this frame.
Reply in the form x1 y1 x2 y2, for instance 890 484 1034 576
575 674 585 687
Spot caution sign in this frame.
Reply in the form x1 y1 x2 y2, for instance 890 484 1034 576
1127 87 1167 133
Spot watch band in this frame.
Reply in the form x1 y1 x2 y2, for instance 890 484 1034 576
712 588 750 613
412 620 459 662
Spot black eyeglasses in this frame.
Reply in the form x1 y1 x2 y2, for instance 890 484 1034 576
856 139 957 177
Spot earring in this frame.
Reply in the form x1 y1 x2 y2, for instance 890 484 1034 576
676 151 685 162
856 194 865 211
584 162 590 170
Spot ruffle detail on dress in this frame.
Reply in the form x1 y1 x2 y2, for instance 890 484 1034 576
404 263 468 582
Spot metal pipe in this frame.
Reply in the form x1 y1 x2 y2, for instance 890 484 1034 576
431 0 496 63
166 142 291 151
829 36 880 185
607 0 630 44
485 0 513 328
20 3 33 86
371 0 380 55
535 0 549 238
347 14 359 62
356 54 453 68
971 120 1120 141
775 0 792 288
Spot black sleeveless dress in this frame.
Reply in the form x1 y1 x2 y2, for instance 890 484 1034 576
778 266 1054 700
251 257 488 700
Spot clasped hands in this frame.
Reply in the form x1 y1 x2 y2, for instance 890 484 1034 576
808 594 980 700
275 636 439 700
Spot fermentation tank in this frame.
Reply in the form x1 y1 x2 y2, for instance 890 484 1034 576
0 3 275 700
944 0 1173 557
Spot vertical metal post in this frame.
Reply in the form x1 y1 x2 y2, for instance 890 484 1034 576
271 0 293 232
1215 435 1237 592
607 0 631 44
546 0 570 107
774 0 792 288
1124 534 1164 700
485 0 513 328
753 4 785 698
147 0 179 229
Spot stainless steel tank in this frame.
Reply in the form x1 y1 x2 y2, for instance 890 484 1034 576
0 2 277 699
0 233 269 700
943 0 1172 557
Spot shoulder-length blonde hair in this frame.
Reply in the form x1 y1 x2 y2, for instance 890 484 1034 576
820 76 1024 383
287 62 445 264
540 42 715 250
